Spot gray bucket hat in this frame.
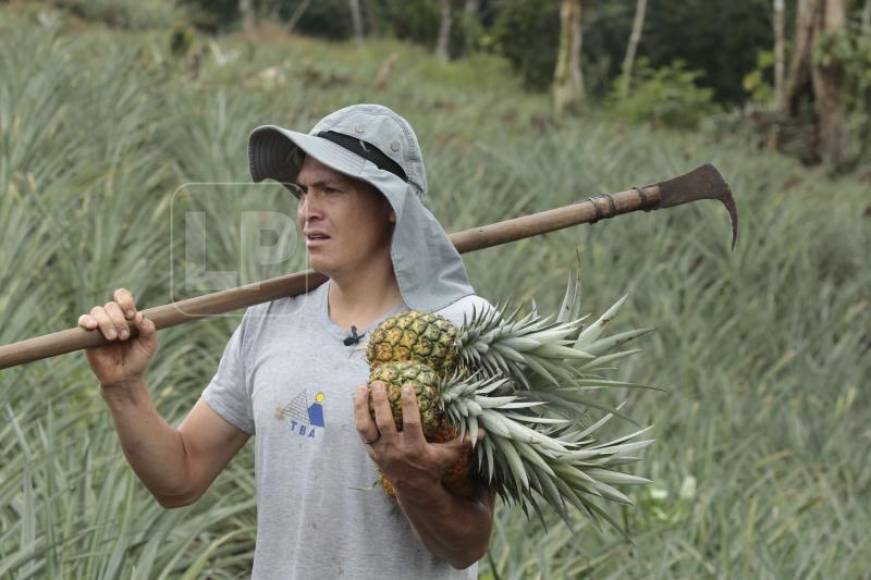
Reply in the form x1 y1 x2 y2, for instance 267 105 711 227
248 103 474 312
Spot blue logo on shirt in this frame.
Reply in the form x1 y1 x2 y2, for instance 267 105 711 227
274 390 325 440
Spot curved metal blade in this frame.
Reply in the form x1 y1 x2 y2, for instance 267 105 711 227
654 163 739 250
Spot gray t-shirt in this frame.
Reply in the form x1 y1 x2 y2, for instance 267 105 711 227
203 282 492 579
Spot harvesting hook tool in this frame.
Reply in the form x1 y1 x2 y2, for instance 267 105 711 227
0 163 737 370
448 162 738 254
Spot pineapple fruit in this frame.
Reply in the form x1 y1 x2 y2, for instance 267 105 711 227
365 276 656 529
368 360 475 497
366 311 459 374
368 361 444 439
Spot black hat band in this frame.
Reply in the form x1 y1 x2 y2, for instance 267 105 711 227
316 130 408 183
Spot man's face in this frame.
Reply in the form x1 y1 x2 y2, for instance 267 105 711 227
294 155 395 278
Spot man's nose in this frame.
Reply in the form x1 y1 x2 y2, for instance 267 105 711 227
298 193 324 222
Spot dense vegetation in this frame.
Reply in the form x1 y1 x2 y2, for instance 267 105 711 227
0 3 868 578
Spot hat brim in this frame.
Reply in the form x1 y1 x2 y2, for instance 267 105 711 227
248 125 367 189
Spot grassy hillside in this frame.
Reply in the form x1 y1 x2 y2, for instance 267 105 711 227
1 5 868 578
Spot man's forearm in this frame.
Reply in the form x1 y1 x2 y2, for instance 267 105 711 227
100 379 193 504
395 481 493 569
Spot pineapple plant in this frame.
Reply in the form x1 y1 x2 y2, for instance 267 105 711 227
365 275 657 529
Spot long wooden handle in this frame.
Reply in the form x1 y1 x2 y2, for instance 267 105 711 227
0 184 661 370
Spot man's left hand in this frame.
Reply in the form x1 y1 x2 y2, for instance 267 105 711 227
354 381 473 501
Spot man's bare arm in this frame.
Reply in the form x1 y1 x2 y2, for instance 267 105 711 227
395 482 494 569
79 288 250 508
354 382 494 568
102 384 251 507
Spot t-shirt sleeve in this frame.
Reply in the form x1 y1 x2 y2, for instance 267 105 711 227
202 313 256 435
436 294 496 327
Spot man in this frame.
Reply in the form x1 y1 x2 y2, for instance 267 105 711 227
79 104 495 578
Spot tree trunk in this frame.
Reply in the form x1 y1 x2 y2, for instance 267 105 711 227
464 0 479 15
810 0 847 167
435 0 452 61
782 0 849 167
239 0 256 32
773 0 785 109
349 0 364 45
287 0 312 34
553 0 584 114
620 0 647 98
862 0 870 33
364 0 381 37
782 0 819 115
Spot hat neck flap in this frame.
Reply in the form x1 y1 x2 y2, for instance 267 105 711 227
366 168 474 312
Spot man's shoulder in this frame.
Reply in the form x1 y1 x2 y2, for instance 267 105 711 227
434 294 494 327
238 284 324 334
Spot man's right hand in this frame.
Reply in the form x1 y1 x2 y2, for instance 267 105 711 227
78 288 157 390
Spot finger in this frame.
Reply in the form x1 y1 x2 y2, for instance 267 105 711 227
398 385 425 443
78 314 98 330
133 311 157 346
430 434 472 469
132 311 152 333
439 429 475 452
353 385 379 443
90 306 118 340
370 381 398 437
112 288 137 319
104 302 131 340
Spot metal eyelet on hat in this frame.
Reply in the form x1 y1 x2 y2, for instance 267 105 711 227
390 141 400 152
354 124 366 134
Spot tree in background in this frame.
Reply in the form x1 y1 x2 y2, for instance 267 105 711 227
239 0 255 32
619 0 647 98
782 0 849 167
490 0 560 91
553 0 584 114
286 0 312 34
349 0 364 44
170 0 868 169
773 0 786 106
364 0 381 36
435 0 452 60
810 0 848 167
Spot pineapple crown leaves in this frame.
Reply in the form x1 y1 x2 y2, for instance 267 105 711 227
571 293 656 356
437 367 654 530
473 422 652 530
556 277 658 360
455 284 656 393
457 302 594 388
556 271 583 325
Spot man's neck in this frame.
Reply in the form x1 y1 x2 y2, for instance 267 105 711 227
327 259 403 331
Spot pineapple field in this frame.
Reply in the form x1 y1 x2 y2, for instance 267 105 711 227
1 3 869 578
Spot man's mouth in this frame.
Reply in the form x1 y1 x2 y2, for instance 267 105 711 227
305 232 331 246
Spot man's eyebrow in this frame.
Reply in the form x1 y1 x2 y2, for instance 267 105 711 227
297 178 345 189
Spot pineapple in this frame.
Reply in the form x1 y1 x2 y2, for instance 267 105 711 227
366 311 458 373
365 276 657 530
368 361 444 438
368 361 475 497
366 304 598 389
